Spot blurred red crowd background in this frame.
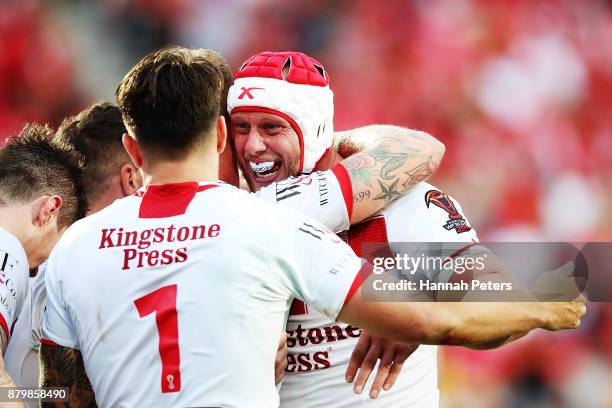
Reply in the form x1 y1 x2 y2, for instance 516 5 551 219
1 0 610 406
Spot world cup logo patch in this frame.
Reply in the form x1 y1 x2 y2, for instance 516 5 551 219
425 190 472 234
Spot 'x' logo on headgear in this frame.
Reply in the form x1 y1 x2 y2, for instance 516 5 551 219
238 87 264 99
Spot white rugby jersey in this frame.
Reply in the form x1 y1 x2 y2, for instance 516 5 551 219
280 182 479 408
6 167 351 396
5 263 45 403
0 226 28 351
41 176 361 407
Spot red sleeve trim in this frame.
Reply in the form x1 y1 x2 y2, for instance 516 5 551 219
343 262 373 306
0 313 10 343
331 163 353 222
40 338 61 347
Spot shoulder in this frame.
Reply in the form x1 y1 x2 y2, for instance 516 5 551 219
383 182 455 220
0 227 27 269
226 183 315 225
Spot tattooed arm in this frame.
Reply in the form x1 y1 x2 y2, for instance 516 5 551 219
335 125 445 223
0 331 25 408
40 344 96 408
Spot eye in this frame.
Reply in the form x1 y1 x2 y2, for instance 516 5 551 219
261 122 285 135
233 122 250 134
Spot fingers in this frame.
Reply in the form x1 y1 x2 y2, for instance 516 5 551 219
572 301 587 328
278 332 288 350
383 344 419 392
368 345 394 399
275 357 287 385
558 261 575 277
353 340 382 394
578 302 587 317
546 301 588 331
566 301 587 329
346 333 370 383
275 332 289 385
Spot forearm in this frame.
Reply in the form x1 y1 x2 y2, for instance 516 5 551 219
0 334 24 408
465 331 529 350
431 302 543 348
340 128 445 223
340 298 545 349
40 345 96 407
334 125 444 160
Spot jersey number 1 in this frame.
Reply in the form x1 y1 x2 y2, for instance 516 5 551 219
134 284 181 393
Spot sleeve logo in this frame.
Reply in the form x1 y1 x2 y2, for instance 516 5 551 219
425 190 472 234
275 174 312 201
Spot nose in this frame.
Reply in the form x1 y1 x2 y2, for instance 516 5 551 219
244 128 266 156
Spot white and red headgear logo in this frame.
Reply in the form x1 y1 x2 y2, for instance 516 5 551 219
227 51 334 173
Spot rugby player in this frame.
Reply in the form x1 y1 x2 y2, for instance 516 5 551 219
0 124 85 405
9 56 437 403
39 47 584 407
4 103 141 403
226 51 587 407
14 57 440 393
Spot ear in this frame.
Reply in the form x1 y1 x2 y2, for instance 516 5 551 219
122 133 143 168
216 116 227 154
119 164 141 196
31 196 63 228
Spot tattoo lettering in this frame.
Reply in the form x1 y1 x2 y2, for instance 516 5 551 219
353 190 371 203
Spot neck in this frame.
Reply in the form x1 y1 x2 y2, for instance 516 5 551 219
87 177 125 214
141 146 220 186
313 148 343 172
0 204 30 253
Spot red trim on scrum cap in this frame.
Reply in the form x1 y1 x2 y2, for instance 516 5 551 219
343 262 373 306
40 338 61 347
231 105 305 173
0 313 9 343
331 163 354 222
312 148 331 172
234 51 330 87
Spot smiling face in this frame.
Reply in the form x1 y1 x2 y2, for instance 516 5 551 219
231 111 302 192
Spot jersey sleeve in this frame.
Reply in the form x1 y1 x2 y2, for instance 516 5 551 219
282 215 364 321
385 186 483 284
255 164 353 233
41 242 79 349
399 187 479 243
0 246 28 346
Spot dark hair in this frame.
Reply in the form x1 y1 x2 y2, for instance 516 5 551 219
116 46 223 157
0 123 87 228
56 102 129 203
199 49 233 123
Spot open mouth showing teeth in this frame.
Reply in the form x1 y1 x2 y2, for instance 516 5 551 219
249 160 282 178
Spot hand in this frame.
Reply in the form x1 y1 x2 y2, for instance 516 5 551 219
541 301 587 331
532 261 584 300
345 331 419 399
275 332 288 385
